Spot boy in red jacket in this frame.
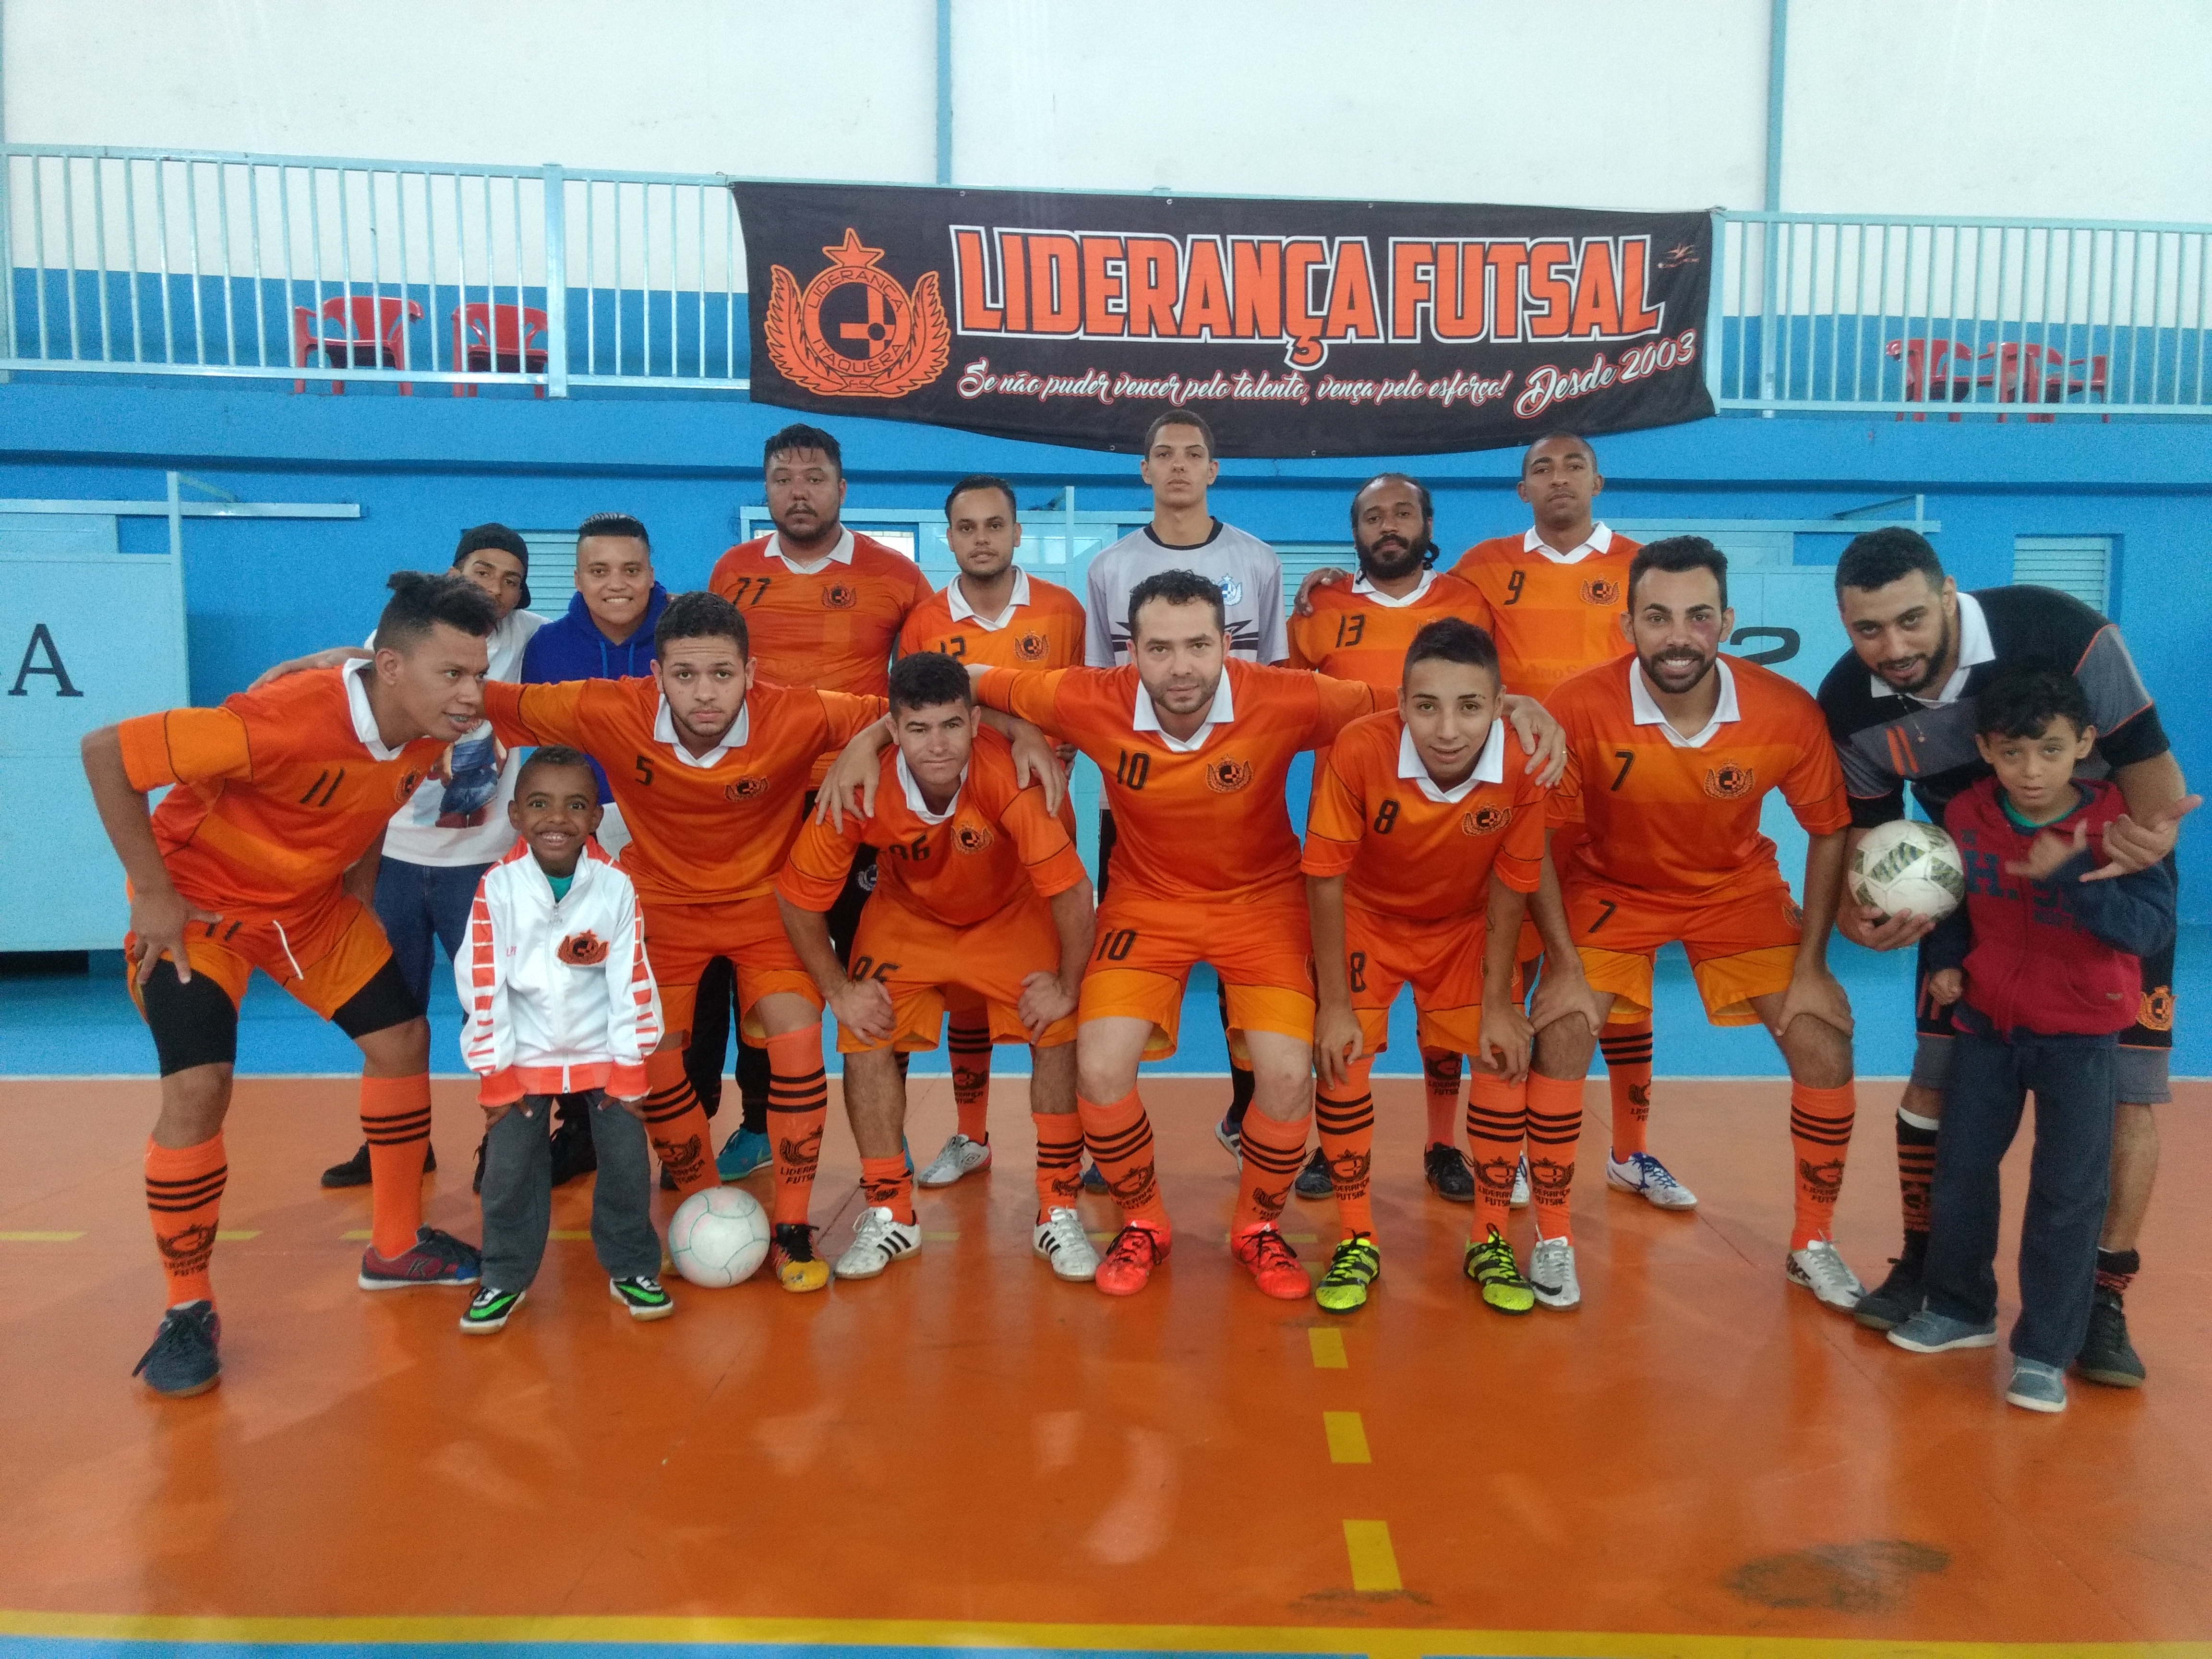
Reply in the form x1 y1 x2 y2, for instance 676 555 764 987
1888 669 2175 1413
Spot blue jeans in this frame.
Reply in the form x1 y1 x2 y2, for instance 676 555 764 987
373 856 491 1015
1923 1027 2116 1366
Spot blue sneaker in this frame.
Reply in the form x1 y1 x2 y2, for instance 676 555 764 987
2006 1357 2068 1413
1888 1308 1999 1354
715 1128 771 1180
133 1301 221 1397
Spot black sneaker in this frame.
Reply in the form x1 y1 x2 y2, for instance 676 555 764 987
459 1286 525 1334
609 1275 676 1321
2075 1286 2147 1388
548 1120 597 1188
1852 1247 1925 1331
1423 1142 1475 1202
132 1301 221 1397
321 1141 436 1189
1293 1146 1333 1200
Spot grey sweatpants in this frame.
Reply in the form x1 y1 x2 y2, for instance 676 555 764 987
481 1090 660 1291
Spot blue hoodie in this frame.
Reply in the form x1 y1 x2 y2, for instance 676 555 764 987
519 582 671 801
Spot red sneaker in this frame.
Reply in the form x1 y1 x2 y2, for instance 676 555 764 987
358 1226 482 1290
1232 1223 1312 1300
1094 1223 1171 1296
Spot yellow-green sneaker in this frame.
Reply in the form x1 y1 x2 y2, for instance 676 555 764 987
1314 1235 1381 1314
1463 1227 1535 1315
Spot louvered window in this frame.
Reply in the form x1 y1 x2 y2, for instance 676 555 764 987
2012 536 2113 616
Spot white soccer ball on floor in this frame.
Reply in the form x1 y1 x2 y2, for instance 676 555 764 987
1851 819 1967 924
668 1187 770 1288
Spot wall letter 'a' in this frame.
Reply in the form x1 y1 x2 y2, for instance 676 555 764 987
9 623 84 696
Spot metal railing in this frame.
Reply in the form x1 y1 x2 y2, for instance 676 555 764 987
6 144 2209 418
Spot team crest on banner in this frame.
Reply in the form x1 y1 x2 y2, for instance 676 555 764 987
763 228 951 399
1704 762 1755 800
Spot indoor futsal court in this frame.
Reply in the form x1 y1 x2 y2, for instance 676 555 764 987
4 2 2212 1659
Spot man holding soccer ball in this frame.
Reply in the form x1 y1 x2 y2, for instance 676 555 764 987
1817 529 2197 1385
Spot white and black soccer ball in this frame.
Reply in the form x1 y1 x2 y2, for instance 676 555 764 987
668 1186 770 1288
1851 819 1967 924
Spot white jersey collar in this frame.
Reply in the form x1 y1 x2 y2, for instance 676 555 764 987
1630 655 1740 749
947 566 1031 631
1874 589 1995 706
1523 522 1616 567
1352 567 1438 609
766 525 855 576
1397 718 1505 803
895 750 966 824
1133 671 1236 754
654 695 749 767
345 662 405 762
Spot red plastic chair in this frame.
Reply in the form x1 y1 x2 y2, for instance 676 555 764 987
1974 342 2069 421
292 296 421 393
450 303 550 397
1885 338 1972 419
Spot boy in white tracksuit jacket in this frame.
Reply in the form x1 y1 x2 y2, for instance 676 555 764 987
453 747 671 1332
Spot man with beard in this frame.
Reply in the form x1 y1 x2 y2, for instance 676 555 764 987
1818 529 2193 1387
1288 474 1496 1204
1529 538 1863 1315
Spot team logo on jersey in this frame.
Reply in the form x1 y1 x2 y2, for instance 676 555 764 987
762 228 951 399
1015 631 1049 662
821 583 860 610
2140 985 2176 1032
1205 757 1254 793
1579 577 1623 605
955 822 995 854
395 768 426 802
724 776 769 801
1461 805 1509 835
1703 762 1755 800
1782 897 1804 929
1219 577 1245 606
556 930 610 966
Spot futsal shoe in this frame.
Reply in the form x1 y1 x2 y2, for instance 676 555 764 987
459 1286 525 1334
1510 1154 1531 1208
1094 1222 1170 1295
1463 1227 1536 1314
608 1275 676 1320
1852 1242 1927 1331
715 1127 771 1181
358 1226 482 1290
834 1208 922 1279
1212 1114 1242 1161
1423 1143 1475 1202
2075 1286 2147 1387
1527 1236 1581 1310
1232 1222 1313 1300
1887 1308 1998 1353
1314 1235 1382 1313
769 1223 832 1293
322 1140 436 1189
916 1133 992 1189
1292 1147 1333 1201
1604 1149 1697 1209
2006 1358 2068 1413
1033 1207 1100 1281
1786 1239 1866 1312
132 1302 221 1397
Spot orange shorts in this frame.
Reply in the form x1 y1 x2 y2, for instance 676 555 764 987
1343 904 1518 1055
1080 890 1314 1061
642 892 820 1043
1564 871 1803 1027
124 883 392 1020
840 891 1076 1054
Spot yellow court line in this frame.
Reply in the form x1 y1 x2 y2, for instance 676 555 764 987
215 1229 260 1241
339 1230 372 1241
1322 1411 1370 1464
1307 1326 1347 1368
0 1231 84 1242
2 1609 2207 1659
1342 1519 1402 1592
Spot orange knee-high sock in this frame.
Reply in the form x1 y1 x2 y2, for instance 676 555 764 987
1233 1106 1312 1232
1077 1088 1170 1232
1465 1071 1527 1242
1315 1058 1377 1240
361 1073 431 1259
1789 1082 1858 1250
145 1134 226 1307
640 1046 717 1196
1599 1018 1654 1159
858 1154 915 1224
1420 1047 1463 1148
949 1015 994 1142
1032 1110 1083 1220
766 1025 830 1228
1523 1074 1585 1243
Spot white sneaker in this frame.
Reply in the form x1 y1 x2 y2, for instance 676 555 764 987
1528 1236 1580 1309
1032 1207 1100 1282
1787 1238 1865 1311
833 1207 921 1279
915 1133 993 1189
1509 1154 1531 1209
1605 1149 1698 1210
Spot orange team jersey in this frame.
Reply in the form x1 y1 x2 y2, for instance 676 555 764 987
481 676 884 909
1545 654 1850 900
976 658 1375 907
897 570 1087 671
1449 529 1641 701
1301 709 1545 920
707 529 932 697
1286 570 1494 694
777 726 1089 926
117 665 447 914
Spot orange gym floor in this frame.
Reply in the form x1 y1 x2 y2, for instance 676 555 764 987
1 1074 2208 1659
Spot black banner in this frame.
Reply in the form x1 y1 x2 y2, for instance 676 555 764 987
733 181 1713 459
